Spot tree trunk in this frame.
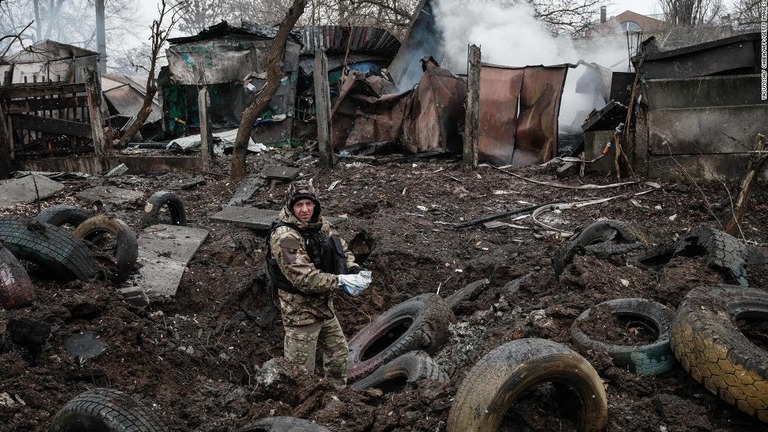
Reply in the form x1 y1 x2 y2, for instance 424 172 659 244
230 0 307 182
117 84 157 147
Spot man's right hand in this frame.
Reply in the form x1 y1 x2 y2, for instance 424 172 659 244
338 271 372 296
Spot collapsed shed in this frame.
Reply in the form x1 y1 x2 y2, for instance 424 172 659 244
0 40 110 175
162 21 400 147
633 32 768 181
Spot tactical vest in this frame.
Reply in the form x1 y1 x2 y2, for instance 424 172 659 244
266 222 347 295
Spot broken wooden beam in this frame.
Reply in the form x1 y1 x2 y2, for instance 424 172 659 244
725 133 767 236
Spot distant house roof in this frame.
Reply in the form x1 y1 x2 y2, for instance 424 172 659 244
167 21 301 45
0 40 99 84
590 11 667 36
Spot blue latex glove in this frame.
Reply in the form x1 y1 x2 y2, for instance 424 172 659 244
338 270 372 296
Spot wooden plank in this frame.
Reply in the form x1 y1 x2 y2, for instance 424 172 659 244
647 153 768 182
0 83 86 99
198 86 213 168
463 44 481 170
0 102 11 179
314 49 333 168
10 113 92 137
84 68 107 157
6 96 88 114
646 75 766 109
648 105 768 155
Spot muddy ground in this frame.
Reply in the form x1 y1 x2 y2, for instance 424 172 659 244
2 145 768 432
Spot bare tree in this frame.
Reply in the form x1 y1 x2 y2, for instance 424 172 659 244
730 0 763 30
230 0 307 181
0 0 142 67
659 0 724 26
528 0 603 36
170 0 227 34
117 0 185 147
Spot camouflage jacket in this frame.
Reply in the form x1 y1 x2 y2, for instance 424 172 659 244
269 207 357 327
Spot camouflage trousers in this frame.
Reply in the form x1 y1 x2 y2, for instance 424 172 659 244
284 316 349 386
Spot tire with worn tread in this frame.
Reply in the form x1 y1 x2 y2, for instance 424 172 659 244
352 350 448 391
233 416 331 431
48 387 166 432
347 293 455 383
671 285 768 422
555 219 647 277
35 205 94 228
571 298 675 375
0 216 96 281
142 191 186 227
640 226 749 286
73 215 138 284
447 338 608 432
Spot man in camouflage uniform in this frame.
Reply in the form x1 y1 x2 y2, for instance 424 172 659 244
267 180 372 386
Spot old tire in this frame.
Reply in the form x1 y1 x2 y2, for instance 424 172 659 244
142 191 186 227
73 215 138 284
571 298 675 376
347 293 456 383
351 350 448 392
640 226 749 286
0 216 97 281
35 205 94 228
671 285 768 422
233 416 331 431
48 387 166 432
554 219 646 277
447 338 608 432
0 244 35 309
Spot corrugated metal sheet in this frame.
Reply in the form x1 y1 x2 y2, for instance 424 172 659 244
331 63 466 153
102 74 161 123
478 64 568 165
300 26 400 59
402 61 466 153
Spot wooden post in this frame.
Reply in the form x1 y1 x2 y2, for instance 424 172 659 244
198 86 213 169
314 49 333 168
0 102 11 179
84 67 107 157
724 134 767 235
464 44 481 171
95 0 107 74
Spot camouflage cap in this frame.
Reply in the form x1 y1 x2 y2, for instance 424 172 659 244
286 180 320 209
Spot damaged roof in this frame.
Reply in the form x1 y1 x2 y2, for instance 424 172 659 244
300 26 400 59
167 20 299 44
102 74 161 123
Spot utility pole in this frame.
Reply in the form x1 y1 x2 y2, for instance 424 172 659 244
95 0 107 73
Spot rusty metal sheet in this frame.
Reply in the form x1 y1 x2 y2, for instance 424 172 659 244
402 62 467 153
477 66 523 165
331 64 466 153
477 65 567 165
515 66 568 164
331 75 410 150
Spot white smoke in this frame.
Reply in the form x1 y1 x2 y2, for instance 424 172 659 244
433 0 633 129
434 0 579 69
